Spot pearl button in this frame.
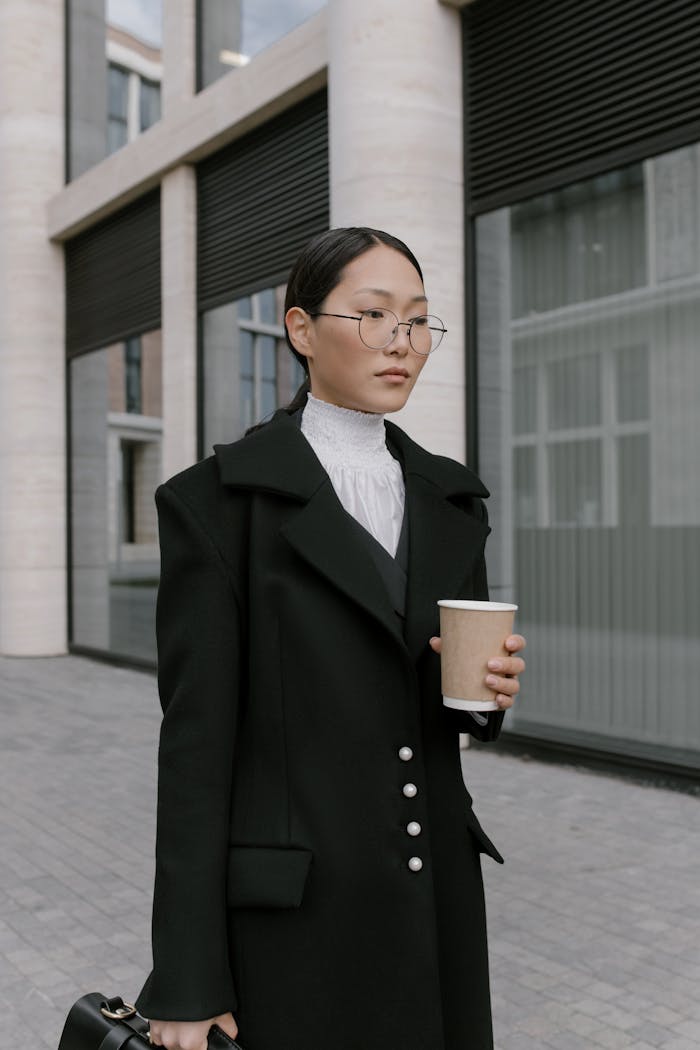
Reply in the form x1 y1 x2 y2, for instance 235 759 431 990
408 856 423 872
407 821 422 837
402 783 418 798
398 746 413 762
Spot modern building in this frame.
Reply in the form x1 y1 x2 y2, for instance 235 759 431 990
1 0 698 774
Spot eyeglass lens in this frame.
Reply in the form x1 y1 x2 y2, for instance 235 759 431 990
359 309 445 354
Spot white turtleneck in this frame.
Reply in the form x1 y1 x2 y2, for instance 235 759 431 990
300 392 405 557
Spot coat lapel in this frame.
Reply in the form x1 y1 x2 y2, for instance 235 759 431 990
402 472 490 663
384 421 490 664
215 410 406 654
214 409 490 666
279 480 406 652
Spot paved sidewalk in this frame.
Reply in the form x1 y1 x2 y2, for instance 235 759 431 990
1 655 699 1050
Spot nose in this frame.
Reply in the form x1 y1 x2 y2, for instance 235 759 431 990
386 322 410 356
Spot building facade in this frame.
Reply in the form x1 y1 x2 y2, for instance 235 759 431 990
0 0 698 774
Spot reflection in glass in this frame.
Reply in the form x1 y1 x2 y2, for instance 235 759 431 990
198 0 326 89
511 167 646 316
477 144 700 758
514 446 536 527
67 0 163 180
140 78 162 132
548 440 602 526
202 285 306 451
616 345 649 423
258 288 276 324
70 331 162 663
547 353 601 430
513 365 537 436
618 434 650 526
107 65 129 152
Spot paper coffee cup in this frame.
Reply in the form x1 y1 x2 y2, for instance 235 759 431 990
437 599 518 712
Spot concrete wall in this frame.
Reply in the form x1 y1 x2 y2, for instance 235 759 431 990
328 0 467 461
0 0 67 655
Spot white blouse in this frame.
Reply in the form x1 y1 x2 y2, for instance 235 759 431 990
300 392 405 557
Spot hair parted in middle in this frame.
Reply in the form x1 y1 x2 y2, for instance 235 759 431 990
244 226 424 434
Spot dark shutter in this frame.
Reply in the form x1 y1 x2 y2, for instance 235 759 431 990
198 90 329 310
65 191 161 357
465 0 700 213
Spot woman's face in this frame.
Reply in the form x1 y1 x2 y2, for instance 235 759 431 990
286 244 432 414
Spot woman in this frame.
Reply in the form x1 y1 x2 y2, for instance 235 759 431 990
136 227 526 1050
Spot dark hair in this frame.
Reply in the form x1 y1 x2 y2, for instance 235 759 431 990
244 227 423 434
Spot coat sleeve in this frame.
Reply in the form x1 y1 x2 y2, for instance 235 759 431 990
444 496 506 742
135 482 242 1022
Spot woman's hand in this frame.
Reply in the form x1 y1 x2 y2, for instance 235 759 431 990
148 1012 239 1050
429 633 526 710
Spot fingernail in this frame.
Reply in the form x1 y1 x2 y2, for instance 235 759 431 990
485 675 499 687
488 659 503 671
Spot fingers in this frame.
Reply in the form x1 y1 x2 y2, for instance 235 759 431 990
146 1022 210 1050
487 655 525 676
505 633 526 653
485 672 520 696
213 1014 240 1041
429 635 442 653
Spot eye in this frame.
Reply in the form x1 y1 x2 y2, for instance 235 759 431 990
362 308 388 320
411 315 429 327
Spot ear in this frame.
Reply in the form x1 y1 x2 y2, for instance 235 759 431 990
285 307 314 362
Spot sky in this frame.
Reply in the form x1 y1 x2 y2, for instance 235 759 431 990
242 0 325 58
107 0 163 48
105 1 325 59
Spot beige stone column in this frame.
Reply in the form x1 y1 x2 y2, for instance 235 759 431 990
163 0 197 113
328 0 466 460
0 0 67 655
160 0 198 480
161 166 198 480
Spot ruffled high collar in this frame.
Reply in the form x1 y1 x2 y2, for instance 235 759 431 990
300 392 395 471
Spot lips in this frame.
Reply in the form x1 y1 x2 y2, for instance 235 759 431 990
376 368 409 377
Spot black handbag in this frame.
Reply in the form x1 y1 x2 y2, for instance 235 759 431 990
58 993 244 1050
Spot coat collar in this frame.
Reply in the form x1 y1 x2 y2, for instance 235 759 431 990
214 408 489 502
214 409 490 663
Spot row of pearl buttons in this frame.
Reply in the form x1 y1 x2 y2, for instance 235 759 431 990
399 746 422 872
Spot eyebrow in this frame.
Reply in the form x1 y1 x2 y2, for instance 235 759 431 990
352 286 428 303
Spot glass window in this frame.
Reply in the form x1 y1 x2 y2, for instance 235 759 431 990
547 353 601 430
258 288 277 325
514 446 537 527
125 337 142 413
198 0 326 90
107 64 129 154
70 329 162 663
511 167 646 317
139 77 161 132
513 365 538 436
202 284 306 452
616 345 650 423
476 145 700 758
618 434 650 527
548 439 602 527
67 0 163 180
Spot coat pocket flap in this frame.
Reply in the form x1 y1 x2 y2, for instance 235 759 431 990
465 812 504 864
227 845 313 908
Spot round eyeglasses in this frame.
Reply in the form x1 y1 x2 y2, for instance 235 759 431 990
307 308 447 355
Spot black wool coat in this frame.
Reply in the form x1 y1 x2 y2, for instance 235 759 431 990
135 406 506 1050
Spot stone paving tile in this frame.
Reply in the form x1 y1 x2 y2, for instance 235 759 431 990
1 653 699 1049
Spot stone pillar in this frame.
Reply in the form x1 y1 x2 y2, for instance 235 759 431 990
0 0 67 655
162 0 197 113
160 166 198 481
328 0 466 460
160 1 198 480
